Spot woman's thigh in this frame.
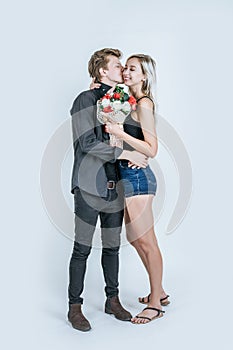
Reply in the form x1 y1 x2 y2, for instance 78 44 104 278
125 194 155 243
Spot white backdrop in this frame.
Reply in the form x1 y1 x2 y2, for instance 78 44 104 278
1 1 233 349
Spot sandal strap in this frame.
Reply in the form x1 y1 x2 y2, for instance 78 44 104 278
140 294 169 302
135 315 151 321
140 294 151 303
160 295 170 302
143 307 165 314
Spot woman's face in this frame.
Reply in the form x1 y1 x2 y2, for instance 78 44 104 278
123 57 145 87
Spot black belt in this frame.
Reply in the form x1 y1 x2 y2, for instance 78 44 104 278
119 160 129 166
107 181 116 190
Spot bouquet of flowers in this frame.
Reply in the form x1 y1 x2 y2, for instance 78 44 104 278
97 85 137 147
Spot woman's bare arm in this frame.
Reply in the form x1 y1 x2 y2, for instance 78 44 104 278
105 98 158 158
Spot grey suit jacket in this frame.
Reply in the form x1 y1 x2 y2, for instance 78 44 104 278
70 84 123 197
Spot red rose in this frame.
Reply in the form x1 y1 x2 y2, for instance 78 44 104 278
113 92 121 99
102 94 111 100
128 96 137 105
103 106 113 113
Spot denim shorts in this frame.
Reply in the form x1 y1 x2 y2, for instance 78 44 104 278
118 160 157 198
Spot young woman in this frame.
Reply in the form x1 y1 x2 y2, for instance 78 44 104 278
91 54 169 324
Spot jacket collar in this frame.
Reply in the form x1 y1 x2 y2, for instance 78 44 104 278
96 82 114 97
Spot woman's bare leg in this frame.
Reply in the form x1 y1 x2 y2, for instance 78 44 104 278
125 206 148 270
125 201 168 303
125 195 165 324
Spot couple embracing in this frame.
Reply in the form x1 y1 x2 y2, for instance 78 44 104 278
67 48 169 332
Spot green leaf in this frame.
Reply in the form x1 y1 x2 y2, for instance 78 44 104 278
123 93 129 101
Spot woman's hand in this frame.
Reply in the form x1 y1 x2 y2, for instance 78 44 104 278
105 122 124 137
89 77 101 90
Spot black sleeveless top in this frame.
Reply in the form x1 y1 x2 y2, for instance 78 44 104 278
123 96 154 151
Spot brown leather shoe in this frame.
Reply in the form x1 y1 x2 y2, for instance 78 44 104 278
68 304 91 332
105 295 132 321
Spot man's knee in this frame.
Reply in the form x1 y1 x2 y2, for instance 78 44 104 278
102 246 120 256
71 242 92 260
101 227 121 249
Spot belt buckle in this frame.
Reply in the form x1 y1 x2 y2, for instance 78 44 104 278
107 180 115 190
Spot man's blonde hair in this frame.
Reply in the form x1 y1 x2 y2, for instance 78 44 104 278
88 48 122 82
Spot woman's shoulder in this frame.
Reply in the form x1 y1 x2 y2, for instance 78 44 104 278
137 96 155 111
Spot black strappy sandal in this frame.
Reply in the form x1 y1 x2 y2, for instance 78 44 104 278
132 307 165 324
138 294 170 306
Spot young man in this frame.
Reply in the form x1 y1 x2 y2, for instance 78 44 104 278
68 48 148 332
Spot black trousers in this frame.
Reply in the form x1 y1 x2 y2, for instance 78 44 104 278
68 187 124 305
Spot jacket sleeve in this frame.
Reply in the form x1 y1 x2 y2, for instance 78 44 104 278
71 92 123 162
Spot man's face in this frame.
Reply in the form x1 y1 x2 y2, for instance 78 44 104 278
105 55 124 84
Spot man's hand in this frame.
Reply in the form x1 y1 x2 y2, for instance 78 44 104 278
119 150 148 168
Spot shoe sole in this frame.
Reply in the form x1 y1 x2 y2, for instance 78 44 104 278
73 326 91 332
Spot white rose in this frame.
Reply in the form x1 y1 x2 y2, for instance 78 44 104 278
101 98 111 107
122 101 131 113
113 101 122 111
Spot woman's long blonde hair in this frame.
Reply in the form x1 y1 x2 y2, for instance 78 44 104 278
127 54 156 103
